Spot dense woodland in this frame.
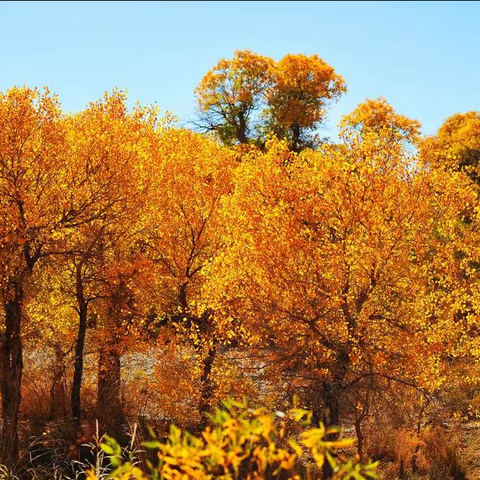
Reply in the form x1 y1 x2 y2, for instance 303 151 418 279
2 50 480 479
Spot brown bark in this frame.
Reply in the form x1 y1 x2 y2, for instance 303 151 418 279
355 416 364 461
0 283 24 466
50 342 68 418
236 110 248 144
71 263 88 423
198 345 217 428
290 122 301 152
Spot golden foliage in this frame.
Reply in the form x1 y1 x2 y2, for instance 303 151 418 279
2 56 480 477
95 399 377 480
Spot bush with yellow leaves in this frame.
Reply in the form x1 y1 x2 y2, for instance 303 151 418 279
87 398 377 479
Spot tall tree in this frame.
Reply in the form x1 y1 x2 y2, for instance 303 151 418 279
143 128 235 423
194 50 346 151
264 53 346 151
339 97 421 148
0 87 66 465
194 50 274 145
420 111 480 185
203 117 477 445
63 91 157 427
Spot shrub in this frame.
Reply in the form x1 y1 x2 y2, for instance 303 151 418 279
87 398 378 479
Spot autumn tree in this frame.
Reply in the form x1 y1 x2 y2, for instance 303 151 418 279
264 53 346 151
62 91 157 430
194 50 346 151
24 264 77 419
339 97 421 149
141 128 236 424
0 87 68 465
203 109 478 457
420 111 480 185
3 81 480 478
92 242 152 439
194 50 274 145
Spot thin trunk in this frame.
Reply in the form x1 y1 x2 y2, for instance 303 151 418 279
50 342 67 418
198 345 217 429
411 396 429 475
319 381 342 479
354 387 371 462
0 283 24 467
71 264 88 423
355 416 364 461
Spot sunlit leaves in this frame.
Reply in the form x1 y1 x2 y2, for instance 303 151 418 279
98 399 378 480
194 50 346 150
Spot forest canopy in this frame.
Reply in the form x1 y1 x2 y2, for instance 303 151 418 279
1 50 480 479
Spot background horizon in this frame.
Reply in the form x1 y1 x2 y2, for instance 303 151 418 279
1 1 479 139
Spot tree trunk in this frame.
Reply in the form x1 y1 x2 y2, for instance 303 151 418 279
50 342 67 418
236 111 248 144
320 348 350 479
355 416 364 461
411 396 428 475
354 388 370 462
71 264 88 423
290 123 301 152
71 304 87 423
0 283 24 467
96 346 124 439
323 382 341 428
198 345 217 429
316 349 350 429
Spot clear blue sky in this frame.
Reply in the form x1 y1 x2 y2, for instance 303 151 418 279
1 1 479 138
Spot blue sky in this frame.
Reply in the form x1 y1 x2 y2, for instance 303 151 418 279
1 1 479 138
